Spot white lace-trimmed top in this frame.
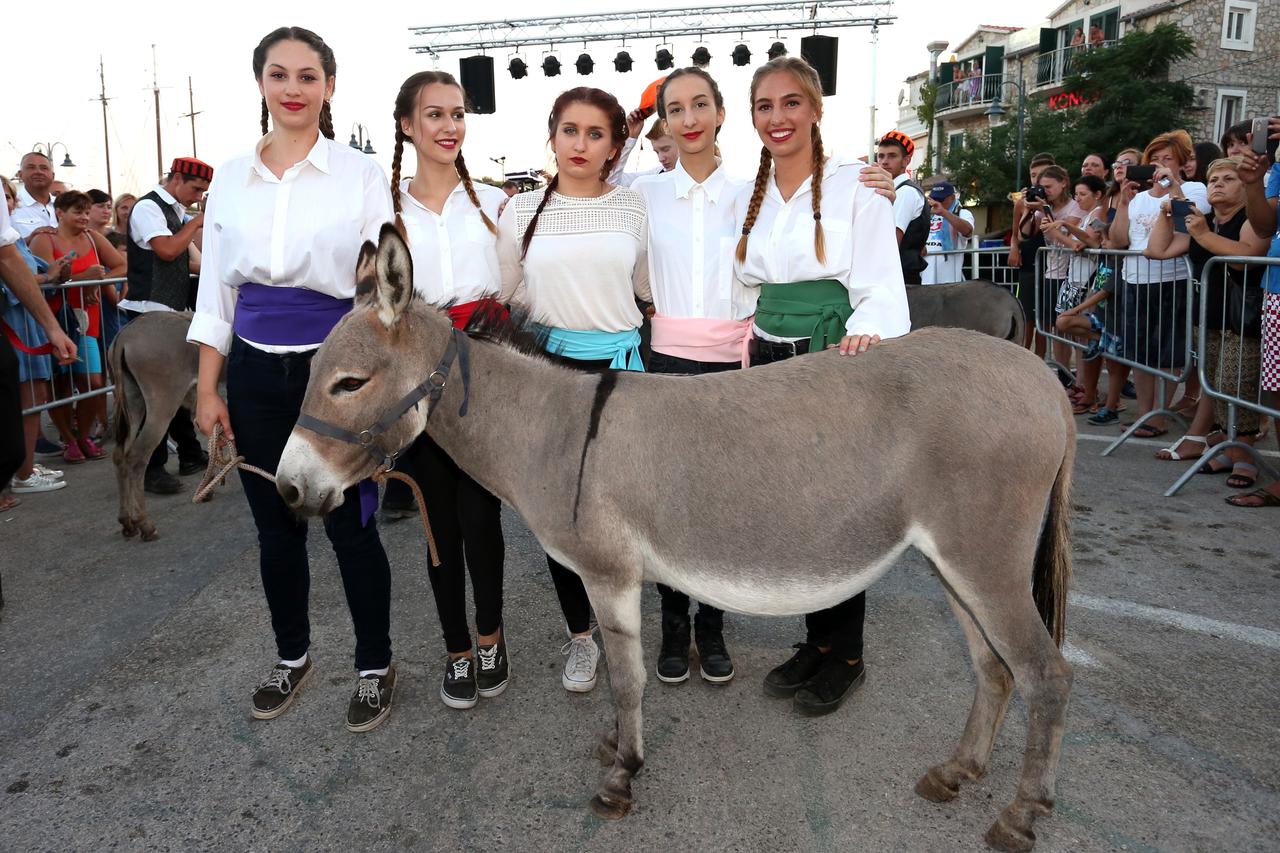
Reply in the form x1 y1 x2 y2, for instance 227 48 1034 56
497 185 651 332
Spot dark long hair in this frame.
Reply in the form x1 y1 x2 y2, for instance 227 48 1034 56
520 87 627 259
252 27 337 139
390 71 495 239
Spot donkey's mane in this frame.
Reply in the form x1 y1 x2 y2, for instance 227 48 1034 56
461 303 556 364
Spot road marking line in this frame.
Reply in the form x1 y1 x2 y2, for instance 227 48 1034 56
1071 592 1280 650
1062 641 1099 667
1076 432 1280 458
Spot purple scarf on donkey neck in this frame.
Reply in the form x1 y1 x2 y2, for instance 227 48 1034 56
234 283 379 525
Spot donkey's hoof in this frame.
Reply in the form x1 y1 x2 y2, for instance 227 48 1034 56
594 736 618 767
589 792 632 821
120 522 138 539
984 815 1036 853
915 767 960 803
140 525 160 542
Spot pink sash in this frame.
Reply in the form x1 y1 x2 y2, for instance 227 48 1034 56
650 314 753 368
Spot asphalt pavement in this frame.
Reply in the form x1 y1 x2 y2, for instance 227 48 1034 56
1 415 1277 853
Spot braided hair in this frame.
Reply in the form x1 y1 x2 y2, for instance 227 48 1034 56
252 27 338 139
735 56 828 265
520 87 627 259
390 70 496 239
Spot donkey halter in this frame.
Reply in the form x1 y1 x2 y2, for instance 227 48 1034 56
294 327 472 469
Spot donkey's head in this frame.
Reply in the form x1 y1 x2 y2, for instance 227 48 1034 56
276 224 454 515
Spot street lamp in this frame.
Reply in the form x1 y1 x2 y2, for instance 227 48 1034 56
985 79 1026 195
31 142 75 168
348 124 376 155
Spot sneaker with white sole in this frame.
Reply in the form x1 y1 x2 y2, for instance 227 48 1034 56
251 658 314 720
561 635 600 693
34 437 62 460
33 463 64 480
440 655 478 709
477 631 509 698
346 667 396 732
10 471 68 494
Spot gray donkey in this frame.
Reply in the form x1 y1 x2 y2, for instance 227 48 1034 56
276 227 1075 853
107 311 199 541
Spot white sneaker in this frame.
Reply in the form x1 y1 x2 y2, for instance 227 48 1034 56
11 471 68 494
561 635 600 693
33 463 64 480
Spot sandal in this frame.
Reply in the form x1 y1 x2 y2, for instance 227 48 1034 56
1199 453 1231 475
0 493 19 512
1225 487 1280 508
1072 399 1098 415
1226 463 1258 490
1132 424 1168 439
1154 435 1207 461
1171 395 1200 417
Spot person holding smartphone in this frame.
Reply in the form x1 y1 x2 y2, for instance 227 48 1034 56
1008 153 1058 352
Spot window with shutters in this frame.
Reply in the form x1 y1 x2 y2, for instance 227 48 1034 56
1221 1 1257 51
1215 89 1247 141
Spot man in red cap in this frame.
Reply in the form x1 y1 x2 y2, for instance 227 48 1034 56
876 131 931 285
121 156 212 493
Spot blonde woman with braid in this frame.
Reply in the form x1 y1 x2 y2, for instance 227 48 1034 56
735 57 909 716
384 70 510 710
497 87 649 694
189 27 397 732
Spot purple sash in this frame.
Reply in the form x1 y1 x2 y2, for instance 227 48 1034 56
233 283 354 347
233 283 379 526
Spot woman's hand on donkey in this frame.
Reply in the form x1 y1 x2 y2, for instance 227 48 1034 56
195 390 234 441
832 333 881 356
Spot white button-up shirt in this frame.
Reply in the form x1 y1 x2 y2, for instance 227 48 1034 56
398 178 503 304
188 134 394 354
734 154 910 341
121 184 193 314
0 197 19 248
11 185 56 239
631 160 753 320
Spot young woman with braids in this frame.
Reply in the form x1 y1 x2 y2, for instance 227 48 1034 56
189 27 398 733
382 70 510 710
496 86 650 694
734 56 909 716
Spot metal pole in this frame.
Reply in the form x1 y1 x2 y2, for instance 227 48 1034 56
98 56 113 198
1014 81 1025 191
185 76 200 158
868 22 879 159
152 45 163 182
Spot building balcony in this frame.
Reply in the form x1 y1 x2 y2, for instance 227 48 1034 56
1033 41 1116 92
935 73 1003 119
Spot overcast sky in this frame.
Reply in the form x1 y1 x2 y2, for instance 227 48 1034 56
2 0 1048 194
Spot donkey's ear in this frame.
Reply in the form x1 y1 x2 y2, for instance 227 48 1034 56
354 240 378 299
373 222 414 327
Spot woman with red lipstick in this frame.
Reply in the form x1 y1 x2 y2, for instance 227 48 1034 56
497 87 649 696
385 70 509 711
189 26 397 734
735 57 909 717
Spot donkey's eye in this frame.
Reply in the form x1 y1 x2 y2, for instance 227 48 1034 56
332 377 368 394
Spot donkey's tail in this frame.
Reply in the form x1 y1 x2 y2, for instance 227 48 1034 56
110 341 136 463
1031 437 1073 647
1007 299 1026 344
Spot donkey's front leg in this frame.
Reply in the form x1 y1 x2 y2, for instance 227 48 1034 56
585 579 645 820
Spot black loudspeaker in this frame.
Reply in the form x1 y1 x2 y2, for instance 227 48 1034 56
459 55 496 114
800 35 838 96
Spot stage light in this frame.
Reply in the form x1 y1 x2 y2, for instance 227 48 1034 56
542 55 561 77
691 46 711 67
768 41 787 59
614 50 633 72
731 44 751 66
576 52 594 75
508 57 528 79
655 47 674 70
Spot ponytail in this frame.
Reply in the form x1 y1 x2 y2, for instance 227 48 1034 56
390 127 407 238
810 125 826 264
520 175 559 259
455 153 497 235
319 101 335 140
260 98 269 136
735 147 773 264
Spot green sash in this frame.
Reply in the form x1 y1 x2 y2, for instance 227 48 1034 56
754 279 851 350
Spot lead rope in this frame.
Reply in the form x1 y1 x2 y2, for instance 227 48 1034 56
194 423 440 567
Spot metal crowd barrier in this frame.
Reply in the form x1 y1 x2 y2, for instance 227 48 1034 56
1035 245 1196 457
919 246 1020 292
1164 255 1280 497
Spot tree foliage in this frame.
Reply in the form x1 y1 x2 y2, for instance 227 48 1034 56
939 22 1195 206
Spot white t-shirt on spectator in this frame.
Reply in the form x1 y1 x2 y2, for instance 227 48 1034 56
0 196 19 248
1123 183 1210 283
11 185 56 239
120 184 193 314
1041 199 1085 280
921 207 975 284
891 173 925 236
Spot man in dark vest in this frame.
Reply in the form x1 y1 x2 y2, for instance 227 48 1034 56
122 157 212 494
876 131 931 285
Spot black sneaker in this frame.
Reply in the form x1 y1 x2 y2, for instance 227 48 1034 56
346 666 396 732
762 643 826 698
178 451 210 476
441 655 478 709
695 623 735 684
477 633 510 698
656 611 691 684
793 658 866 717
251 658 314 720
379 495 418 523
143 469 183 495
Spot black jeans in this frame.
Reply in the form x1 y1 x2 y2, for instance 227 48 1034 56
750 336 865 662
648 349 736 626
226 338 392 671
123 310 202 472
402 433 505 654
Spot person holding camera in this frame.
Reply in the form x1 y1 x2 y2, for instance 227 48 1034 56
1009 153 1058 352
920 181 973 284
1108 132 1210 439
